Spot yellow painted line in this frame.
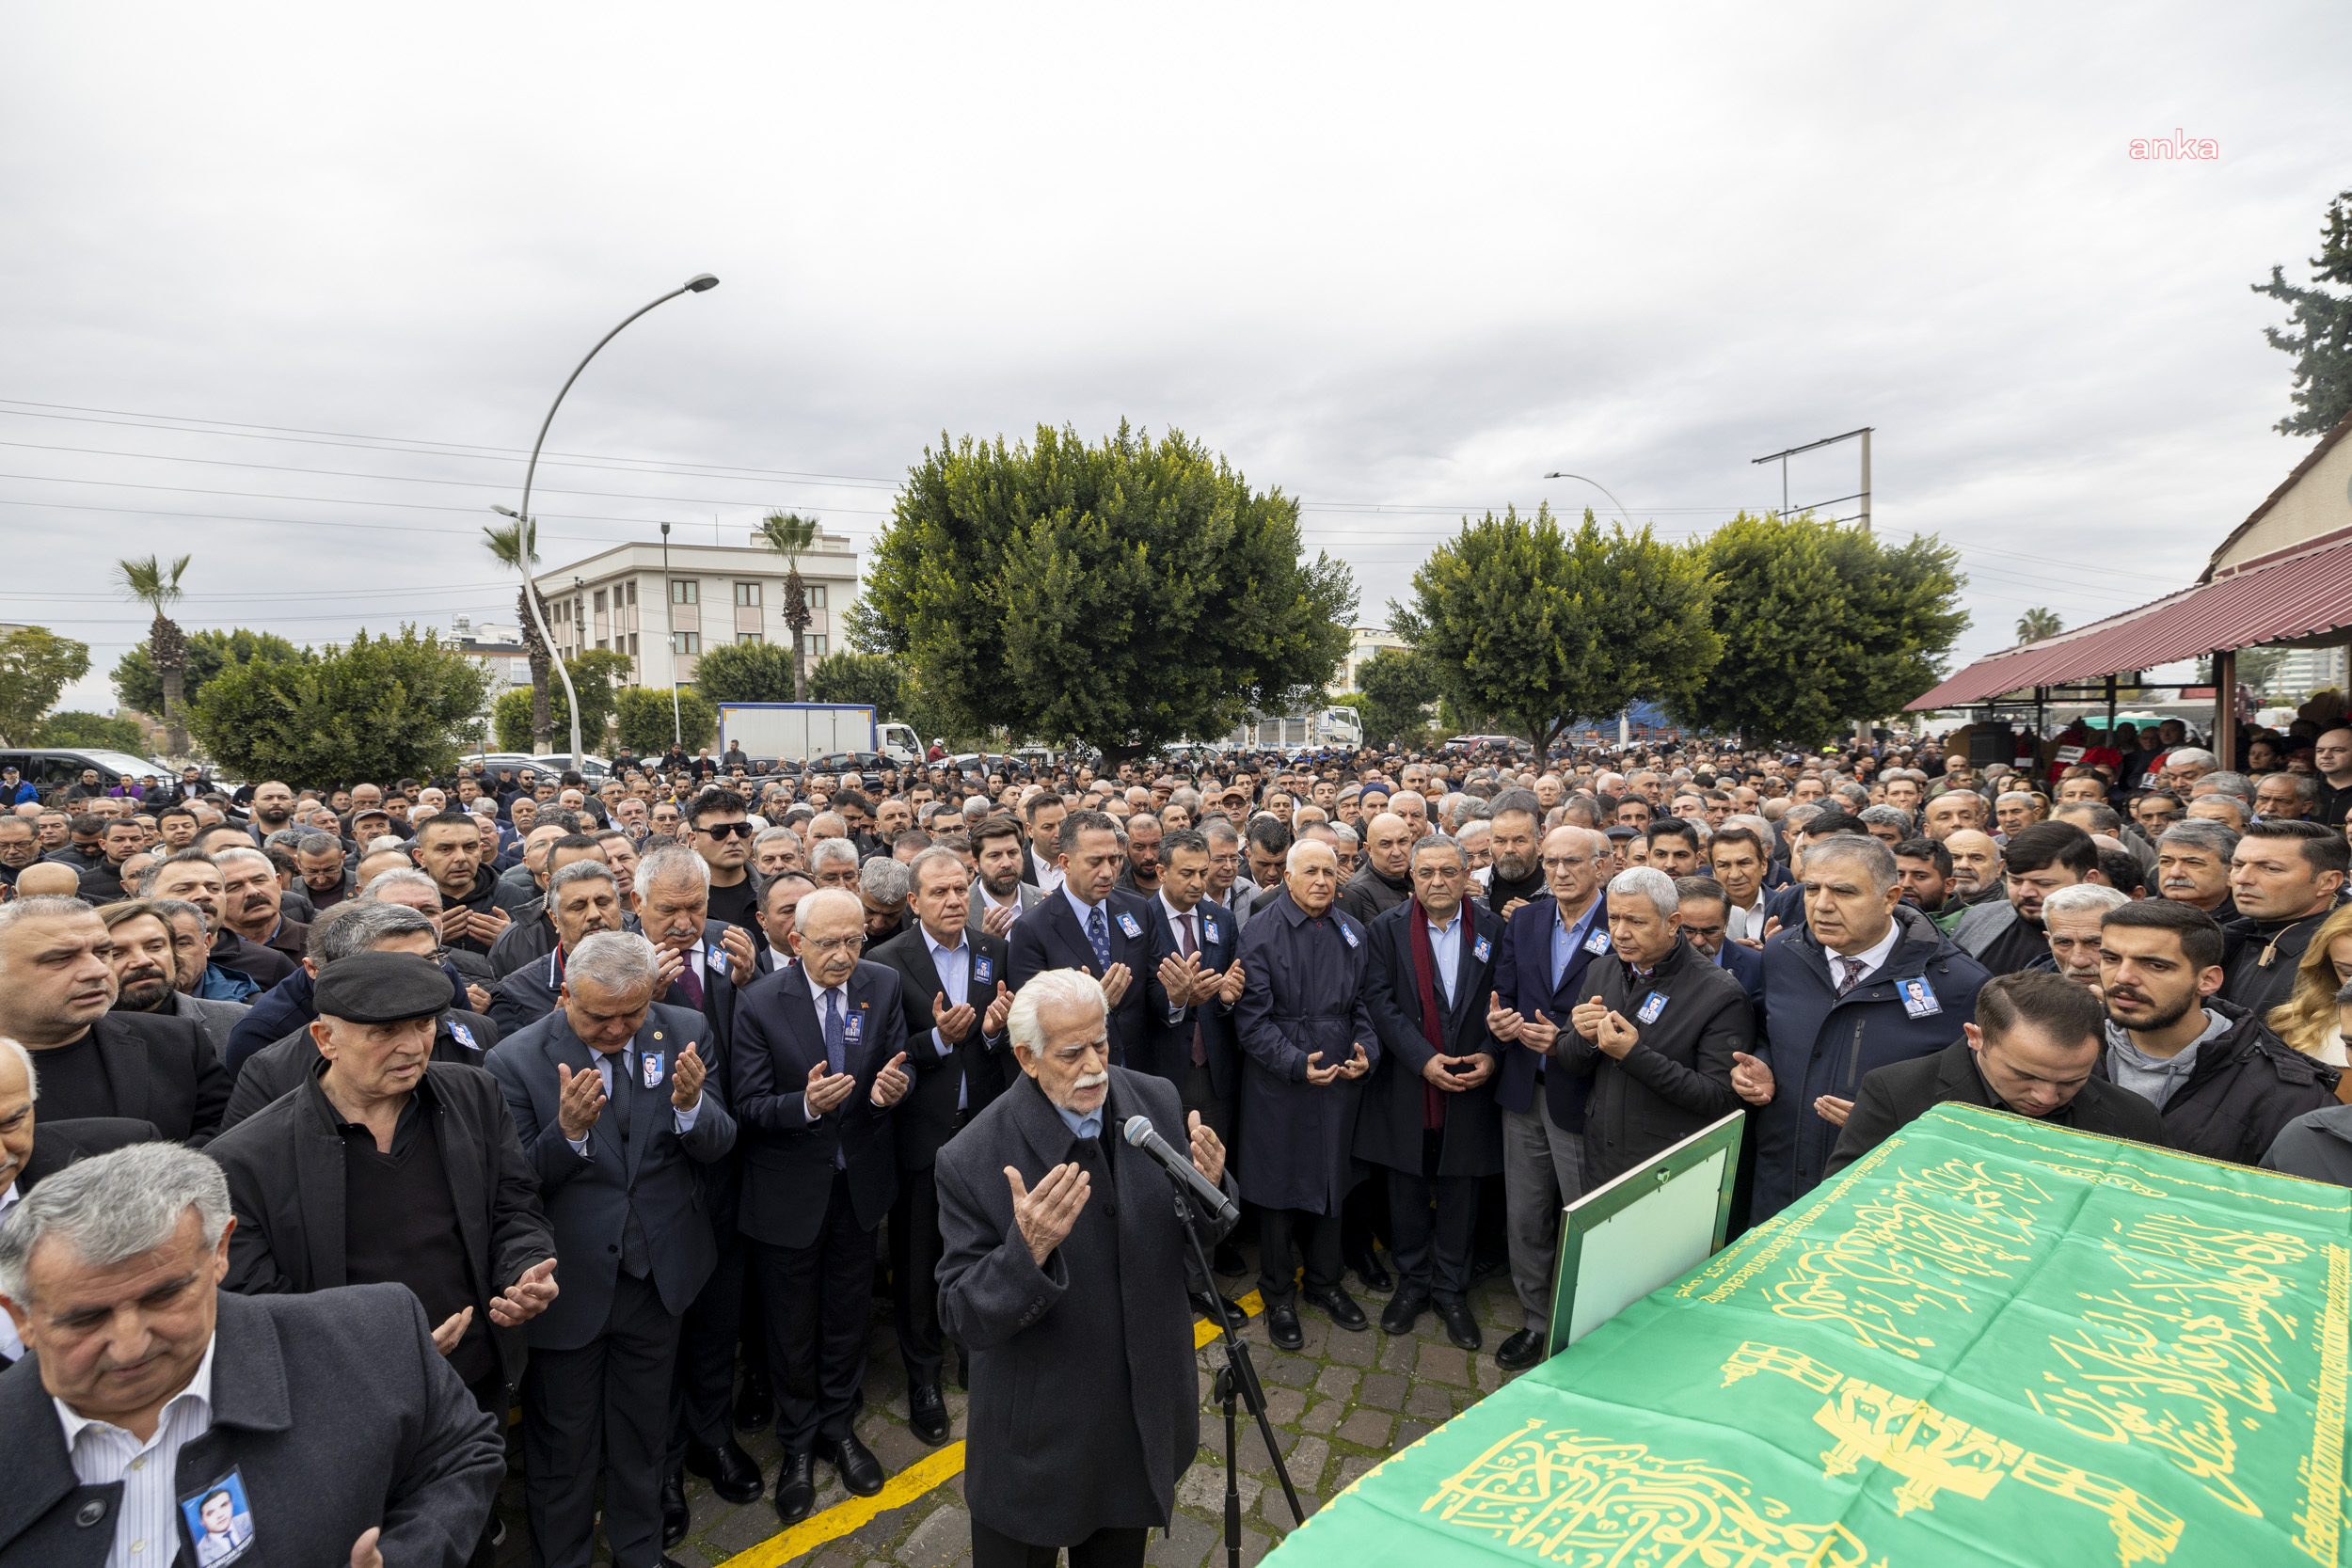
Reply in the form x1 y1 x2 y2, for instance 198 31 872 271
714 1291 1265 1568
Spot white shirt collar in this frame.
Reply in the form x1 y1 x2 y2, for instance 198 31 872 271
1832 918 1903 982
56 1330 216 1448
924 923 965 960
1060 882 1104 927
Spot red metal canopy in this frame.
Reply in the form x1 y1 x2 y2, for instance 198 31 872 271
1906 524 2352 710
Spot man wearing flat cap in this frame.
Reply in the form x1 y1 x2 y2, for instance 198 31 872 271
206 950 557 1567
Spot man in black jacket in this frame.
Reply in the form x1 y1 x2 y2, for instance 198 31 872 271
412 809 513 960
0 895 228 1145
0 1143 506 1568
206 952 556 1568
1560 866 1748 1188
1358 833 1504 1350
2217 820 2347 1018
2097 896 2338 1165
1337 811 1416 925
1828 970 2169 1174
485 861 630 1037
867 847 1013 1444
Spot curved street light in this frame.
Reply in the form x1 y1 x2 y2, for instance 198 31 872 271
507 273 720 768
1540 470 1637 531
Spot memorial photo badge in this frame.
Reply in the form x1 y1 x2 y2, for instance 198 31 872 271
181 1470 256 1567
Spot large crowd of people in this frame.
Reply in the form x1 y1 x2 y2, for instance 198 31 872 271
1 708 2349 1568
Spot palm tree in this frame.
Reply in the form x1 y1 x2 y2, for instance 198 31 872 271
757 511 821 701
483 518 556 749
116 553 192 755
2015 607 2062 645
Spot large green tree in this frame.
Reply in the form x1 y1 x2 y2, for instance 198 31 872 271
615 686 718 753
115 553 191 755
1673 512 1968 748
112 628 310 717
691 640 800 705
850 422 1356 762
35 711 151 752
807 652 904 716
491 649 631 752
1390 505 1720 756
2252 186 2352 437
1354 648 1441 747
189 626 488 788
756 511 821 701
0 626 94 746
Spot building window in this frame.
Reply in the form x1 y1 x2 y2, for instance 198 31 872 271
596 639 607 650
508 658 531 682
805 586 827 610
594 589 608 613
735 582 760 607
671 579 697 605
807 634 828 657
674 631 700 655
627 582 638 606
628 633 640 656
737 631 763 644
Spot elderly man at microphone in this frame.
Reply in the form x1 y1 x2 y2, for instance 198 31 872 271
936 967 1239 1568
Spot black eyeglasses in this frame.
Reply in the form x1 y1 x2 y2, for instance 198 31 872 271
697 820 755 839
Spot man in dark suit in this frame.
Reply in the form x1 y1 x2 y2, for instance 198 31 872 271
867 848 1012 1443
483 860 630 1037
1485 825 1609 1370
631 844 767 1521
1828 969 2169 1173
485 932 738 1568
730 887 914 1523
1009 811 1160 1068
1359 833 1505 1351
1139 828 1248 1291
1672 877 1766 1017
206 952 556 1568
0 1143 506 1568
935 968 1238 1568
0 895 228 1146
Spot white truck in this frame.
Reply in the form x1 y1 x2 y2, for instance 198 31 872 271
716 704 921 766
1223 705 1364 752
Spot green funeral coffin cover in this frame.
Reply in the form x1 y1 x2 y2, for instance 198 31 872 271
1268 1103 2352 1567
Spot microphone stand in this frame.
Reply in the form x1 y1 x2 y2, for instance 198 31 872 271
1169 1185 1305 1567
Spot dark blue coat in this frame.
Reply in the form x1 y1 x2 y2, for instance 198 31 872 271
1140 895 1241 1099
1750 904 1989 1223
1490 893 1613 1129
1009 887 1162 1068
1357 898 1507 1178
1232 892 1380 1213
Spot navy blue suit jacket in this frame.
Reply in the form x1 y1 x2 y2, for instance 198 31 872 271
1008 887 1160 1068
1490 893 1611 1128
1140 895 1241 1098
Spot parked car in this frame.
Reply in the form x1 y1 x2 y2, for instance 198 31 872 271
0 748 172 795
809 752 891 775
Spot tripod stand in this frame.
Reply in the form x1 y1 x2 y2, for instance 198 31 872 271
1174 1190 1306 1568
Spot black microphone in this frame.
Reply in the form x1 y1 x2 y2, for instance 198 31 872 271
1121 1115 1237 1224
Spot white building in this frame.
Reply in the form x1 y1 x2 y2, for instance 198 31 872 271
449 615 532 718
1335 626 1411 692
530 530 860 687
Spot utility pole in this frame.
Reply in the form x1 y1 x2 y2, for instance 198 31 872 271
1751 427 1877 749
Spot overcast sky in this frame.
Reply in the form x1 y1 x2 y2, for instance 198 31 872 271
4 4 2347 718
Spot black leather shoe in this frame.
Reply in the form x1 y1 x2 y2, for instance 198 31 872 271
1380 1291 1428 1336
1189 1291 1248 1332
734 1370 773 1434
1438 1299 1483 1353
660 1471 690 1548
773 1453 817 1525
1351 1253 1394 1292
1305 1285 1369 1331
832 1433 885 1497
909 1383 950 1446
1495 1328 1545 1370
1266 1303 1304 1351
1214 1241 1248 1277
686 1437 764 1505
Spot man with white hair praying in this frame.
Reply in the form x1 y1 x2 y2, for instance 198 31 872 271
936 967 1235 1568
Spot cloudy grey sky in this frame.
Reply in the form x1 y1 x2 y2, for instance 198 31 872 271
4 3 2347 716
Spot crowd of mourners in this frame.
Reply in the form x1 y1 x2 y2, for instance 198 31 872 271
1 707 2349 1568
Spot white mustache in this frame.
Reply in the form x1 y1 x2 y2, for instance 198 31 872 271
1073 1070 1108 1090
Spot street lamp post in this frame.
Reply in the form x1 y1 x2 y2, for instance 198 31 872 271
1542 468 1641 746
511 273 719 769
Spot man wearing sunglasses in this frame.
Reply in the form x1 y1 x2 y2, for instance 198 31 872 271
689 789 766 952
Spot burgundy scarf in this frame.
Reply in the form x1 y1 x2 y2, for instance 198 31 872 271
1408 900 1449 1130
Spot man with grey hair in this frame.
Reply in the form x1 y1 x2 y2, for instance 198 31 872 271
935 967 1235 1567
1857 804 1913 847
0 1142 507 1566
488 929 739 1567
2155 818 2241 919
1738 833 1991 1223
0 895 227 1146
806 834 861 891
483 861 630 1039
2040 882 2131 989
1560 867 1747 1187
857 851 913 943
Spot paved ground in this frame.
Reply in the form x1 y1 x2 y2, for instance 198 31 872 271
489 1244 1533 1567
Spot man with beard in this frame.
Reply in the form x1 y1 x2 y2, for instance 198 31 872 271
216 845 309 973
2217 821 2349 1018
966 816 1042 936
2039 883 2129 990
2095 897 2336 1164
98 898 247 1062
142 850 294 993
1482 789 1548 918
1952 822 2098 975
244 778 297 844
1112 811 1163 898
412 809 512 958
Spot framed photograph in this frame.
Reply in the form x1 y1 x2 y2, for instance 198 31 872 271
1543 1109 1745 1359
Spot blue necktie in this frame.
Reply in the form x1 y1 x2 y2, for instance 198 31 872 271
824 990 846 1073
1087 905 1112 972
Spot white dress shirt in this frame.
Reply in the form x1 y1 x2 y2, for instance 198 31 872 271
803 980 851 1131
567 1044 702 1155
1724 895 1771 943
1425 909 1464 1008
58 1335 218 1568
1158 892 1208 1022
1830 918 1904 990
977 884 1026 928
